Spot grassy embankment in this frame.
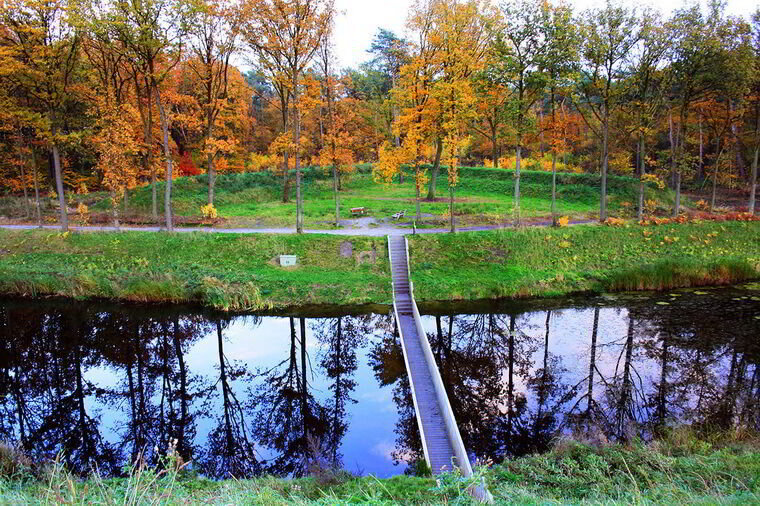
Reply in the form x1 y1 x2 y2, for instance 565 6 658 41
0 220 758 310
2 429 759 504
409 220 760 301
73 165 672 228
0 231 389 310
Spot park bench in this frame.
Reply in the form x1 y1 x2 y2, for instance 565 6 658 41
350 207 366 216
392 210 406 221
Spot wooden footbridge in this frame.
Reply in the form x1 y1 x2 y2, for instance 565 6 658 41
388 235 491 502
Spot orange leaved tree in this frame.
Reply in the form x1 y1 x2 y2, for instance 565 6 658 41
0 0 81 231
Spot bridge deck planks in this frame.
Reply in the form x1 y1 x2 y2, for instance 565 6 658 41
389 235 457 475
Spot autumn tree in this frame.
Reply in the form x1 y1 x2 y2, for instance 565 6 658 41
244 0 334 233
747 9 760 215
539 0 578 225
0 0 81 231
314 40 359 227
367 28 409 163
112 0 191 231
575 0 640 222
379 0 442 221
428 0 492 232
625 10 667 220
699 18 753 212
490 0 550 226
472 69 510 165
75 0 142 225
187 0 241 206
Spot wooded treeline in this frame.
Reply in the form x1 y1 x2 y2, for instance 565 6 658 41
0 0 758 231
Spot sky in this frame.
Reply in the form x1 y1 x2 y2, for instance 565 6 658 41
332 0 758 70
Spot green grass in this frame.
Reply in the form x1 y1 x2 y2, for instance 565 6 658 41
2 429 759 504
79 165 673 228
408 221 760 301
0 230 390 310
0 220 757 310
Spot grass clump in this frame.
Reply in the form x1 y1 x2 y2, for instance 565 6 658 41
0 443 32 480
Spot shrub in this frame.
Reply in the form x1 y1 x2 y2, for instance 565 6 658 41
200 203 218 219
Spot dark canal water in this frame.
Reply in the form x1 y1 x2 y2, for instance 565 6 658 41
1 284 758 478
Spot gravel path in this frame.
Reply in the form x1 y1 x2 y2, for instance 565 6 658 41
0 219 593 236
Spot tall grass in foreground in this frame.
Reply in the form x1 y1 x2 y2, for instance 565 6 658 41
2 428 759 504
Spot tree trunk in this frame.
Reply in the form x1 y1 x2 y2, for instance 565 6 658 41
299 317 308 460
112 191 120 230
173 317 189 457
750 112 759 215
449 186 455 233
414 176 421 222
30 149 42 227
750 146 758 215
538 106 545 158
136 77 158 220
674 172 681 217
207 124 215 206
283 152 290 202
698 115 704 182
217 321 234 456
550 91 557 226
668 112 683 217
710 145 724 213
19 163 30 218
492 136 498 167
586 307 600 420
426 137 443 200
333 164 340 227
600 106 609 222
514 142 522 226
154 87 173 231
638 135 645 221
50 127 68 232
392 74 403 184
151 169 158 219
294 76 303 234
280 88 291 203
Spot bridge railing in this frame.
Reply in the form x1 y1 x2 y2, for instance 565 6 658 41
389 235 492 502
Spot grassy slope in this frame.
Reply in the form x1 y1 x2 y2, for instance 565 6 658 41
2 432 759 504
408 221 760 301
86 165 672 227
0 221 758 310
0 230 389 310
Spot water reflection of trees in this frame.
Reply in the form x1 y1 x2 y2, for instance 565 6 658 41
404 292 759 464
0 304 383 479
1 290 757 477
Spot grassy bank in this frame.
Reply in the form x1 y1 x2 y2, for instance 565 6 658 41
2 429 759 504
0 221 758 310
408 220 760 301
0 230 390 310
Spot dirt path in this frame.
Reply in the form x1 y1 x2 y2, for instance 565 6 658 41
0 218 594 236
